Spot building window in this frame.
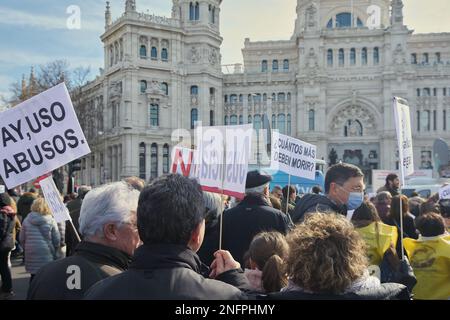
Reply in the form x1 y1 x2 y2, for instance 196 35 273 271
239 115 243 124
327 19 333 28
254 114 262 131
374 47 379 65
423 88 430 96
230 115 238 125
272 60 278 72
261 60 268 72
224 116 228 125
161 82 168 95
420 110 430 131
335 13 352 28
361 47 368 65
239 94 243 102
327 49 333 66
433 110 437 131
224 95 228 103
287 114 291 135
263 93 267 101
433 88 437 96
139 142 146 180
140 80 147 93
151 47 157 60
283 59 289 71
308 109 315 131
444 88 447 96
436 52 441 64
417 111 420 132
423 53 429 64
189 2 195 20
191 85 198 95
161 48 168 61
350 48 356 65
278 93 285 102
140 45 147 58
444 110 447 130
151 143 158 179
195 2 200 20
91 154 95 169
411 53 417 64
150 104 159 127
272 114 276 129
278 114 286 134
417 89 421 97
191 108 198 129
163 144 169 174
339 49 344 66
210 110 214 126
230 94 237 103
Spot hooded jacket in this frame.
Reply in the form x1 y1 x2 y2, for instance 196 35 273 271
291 193 347 223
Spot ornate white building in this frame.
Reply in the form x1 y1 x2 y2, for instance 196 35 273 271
75 0 450 186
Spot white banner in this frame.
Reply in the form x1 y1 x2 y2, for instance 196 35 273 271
439 184 450 200
393 97 414 185
0 83 91 189
171 147 198 178
39 176 71 223
270 132 316 180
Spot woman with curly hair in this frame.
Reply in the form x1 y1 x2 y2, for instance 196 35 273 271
267 212 410 300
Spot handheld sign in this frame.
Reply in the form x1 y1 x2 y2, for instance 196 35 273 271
270 131 317 180
171 147 198 178
393 97 414 186
39 176 71 223
439 184 450 200
0 185 5 194
0 83 91 189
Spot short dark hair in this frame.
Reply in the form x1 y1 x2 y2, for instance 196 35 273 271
29 188 37 193
385 173 398 184
312 186 322 194
324 163 364 194
415 212 446 237
282 185 296 199
351 201 380 228
137 174 205 245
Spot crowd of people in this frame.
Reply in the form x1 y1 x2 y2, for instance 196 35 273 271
0 163 449 300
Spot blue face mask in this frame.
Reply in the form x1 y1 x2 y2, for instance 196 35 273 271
347 192 364 210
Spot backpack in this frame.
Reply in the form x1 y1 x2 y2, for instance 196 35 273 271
0 212 15 252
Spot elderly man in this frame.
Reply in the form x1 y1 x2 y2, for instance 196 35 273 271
220 171 294 266
27 182 140 300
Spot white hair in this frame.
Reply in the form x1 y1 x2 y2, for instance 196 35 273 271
79 181 140 238
245 183 270 195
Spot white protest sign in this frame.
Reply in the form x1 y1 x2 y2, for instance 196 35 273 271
39 176 71 223
196 124 252 199
0 83 91 189
270 131 316 180
439 184 450 200
171 147 197 177
393 97 414 185
0 185 5 194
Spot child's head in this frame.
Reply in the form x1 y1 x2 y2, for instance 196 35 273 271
247 231 289 292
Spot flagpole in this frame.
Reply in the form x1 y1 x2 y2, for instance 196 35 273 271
285 174 291 215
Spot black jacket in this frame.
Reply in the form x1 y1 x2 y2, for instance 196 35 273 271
261 283 410 300
220 193 294 266
27 241 131 300
84 244 249 300
291 194 347 223
65 198 83 256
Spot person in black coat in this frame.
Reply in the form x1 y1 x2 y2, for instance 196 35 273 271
84 174 249 300
220 171 294 266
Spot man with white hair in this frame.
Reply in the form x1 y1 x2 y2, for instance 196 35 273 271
220 170 294 266
27 182 140 300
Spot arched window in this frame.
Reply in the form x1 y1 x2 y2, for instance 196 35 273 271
212 7 215 24
139 142 146 180
272 60 279 72
140 80 147 93
361 47 368 65
327 19 333 28
191 85 198 95
339 49 345 66
161 82 168 95
283 59 289 71
239 115 243 124
411 53 417 64
163 144 170 174
161 48 168 61
344 120 363 136
191 108 198 129
224 116 228 125
224 95 228 103
287 114 291 135
272 114 277 129
189 2 195 20
254 114 262 131
151 47 157 59
278 114 286 134
309 110 315 131
210 110 214 126
230 115 238 125
327 49 333 66
350 48 356 65
278 93 285 102
149 104 159 126
374 47 379 65
151 143 158 179
336 13 352 28
195 2 200 20
261 60 268 72
230 94 238 103
239 94 243 102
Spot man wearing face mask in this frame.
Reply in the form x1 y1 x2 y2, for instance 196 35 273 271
291 163 365 223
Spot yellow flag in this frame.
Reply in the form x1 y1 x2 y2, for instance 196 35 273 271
356 222 398 266
404 235 450 300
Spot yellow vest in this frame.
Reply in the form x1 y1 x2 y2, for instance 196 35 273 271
404 235 450 300
356 222 398 266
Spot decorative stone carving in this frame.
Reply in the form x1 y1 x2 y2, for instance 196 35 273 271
190 46 200 63
393 44 406 65
306 4 317 29
331 104 377 136
109 81 122 99
171 0 180 19
209 48 218 65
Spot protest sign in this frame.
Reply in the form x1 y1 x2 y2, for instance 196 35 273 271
270 131 316 180
0 185 4 194
393 97 414 185
439 184 450 200
171 147 197 178
39 176 71 223
0 83 91 189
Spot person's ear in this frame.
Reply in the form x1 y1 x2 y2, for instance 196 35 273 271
188 221 204 252
103 223 118 241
